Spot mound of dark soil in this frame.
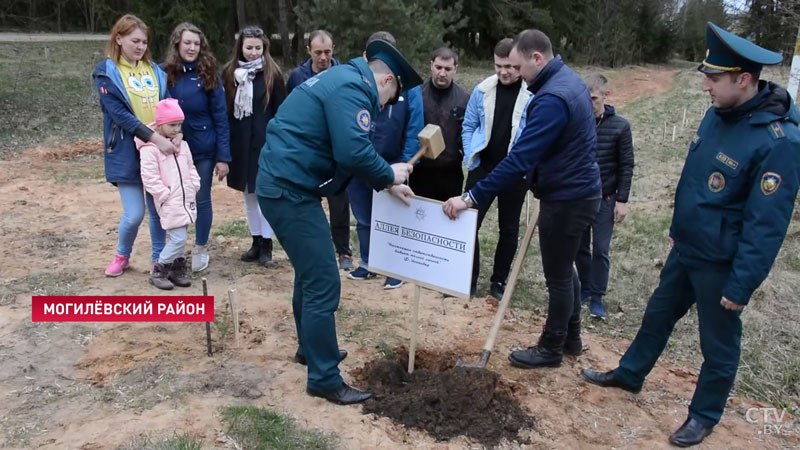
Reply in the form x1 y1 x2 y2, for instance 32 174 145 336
356 352 534 447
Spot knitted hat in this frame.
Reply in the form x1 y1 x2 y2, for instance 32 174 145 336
155 98 185 126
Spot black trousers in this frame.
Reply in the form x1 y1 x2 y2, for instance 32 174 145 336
325 191 351 257
464 167 527 291
537 197 600 344
409 165 464 202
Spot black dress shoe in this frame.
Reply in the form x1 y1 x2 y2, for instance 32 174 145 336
508 346 562 368
294 349 348 366
580 368 641 393
306 382 372 405
669 417 713 447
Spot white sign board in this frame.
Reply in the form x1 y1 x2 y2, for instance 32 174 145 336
368 191 478 297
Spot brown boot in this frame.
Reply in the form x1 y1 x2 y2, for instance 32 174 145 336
149 262 174 290
168 257 192 287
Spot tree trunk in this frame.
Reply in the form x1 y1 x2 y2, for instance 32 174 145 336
236 0 246 29
294 0 305 65
278 0 292 63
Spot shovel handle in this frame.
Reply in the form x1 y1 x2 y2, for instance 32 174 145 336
482 201 539 355
407 144 428 165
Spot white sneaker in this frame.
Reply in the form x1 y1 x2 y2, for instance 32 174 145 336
191 245 209 272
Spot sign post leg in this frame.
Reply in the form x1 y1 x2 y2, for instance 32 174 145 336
408 284 421 374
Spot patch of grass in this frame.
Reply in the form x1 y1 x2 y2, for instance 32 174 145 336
116 431 204 450
48 154 105 184
338 307 396 345
220 405 338 450
0 41 105 155
215 219 250 238
25 271 81 296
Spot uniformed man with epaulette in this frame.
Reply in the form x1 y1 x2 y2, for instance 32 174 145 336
255 40 422 405
581 22 800 447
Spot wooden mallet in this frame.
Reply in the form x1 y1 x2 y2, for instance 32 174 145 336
408 124 445 165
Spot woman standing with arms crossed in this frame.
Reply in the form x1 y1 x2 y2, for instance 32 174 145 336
163 23 231 272
222 26 286 267
94 14 176 277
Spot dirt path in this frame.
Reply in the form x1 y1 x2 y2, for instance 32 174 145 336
0 32 109 42
1 67 796 449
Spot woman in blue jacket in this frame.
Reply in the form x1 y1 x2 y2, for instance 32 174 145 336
93 14 177 278
163 23 232 272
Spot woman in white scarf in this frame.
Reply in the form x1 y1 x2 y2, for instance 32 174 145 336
222 26 287 267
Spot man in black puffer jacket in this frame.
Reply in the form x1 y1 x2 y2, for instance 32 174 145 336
576 73 634 320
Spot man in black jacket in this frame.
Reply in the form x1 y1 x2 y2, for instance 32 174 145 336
410 47 470 201
575 73 634 320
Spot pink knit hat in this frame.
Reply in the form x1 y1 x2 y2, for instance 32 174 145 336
155 98 185 126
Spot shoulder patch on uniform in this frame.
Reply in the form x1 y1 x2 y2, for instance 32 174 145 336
715 152 738 170
768 121 786 139
708 171 726 193
356 109 371 131
761 172 782 195
362 76 372 87
304 76 320 88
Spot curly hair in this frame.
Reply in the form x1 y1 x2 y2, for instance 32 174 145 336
222 26 284 115
164 23 219 91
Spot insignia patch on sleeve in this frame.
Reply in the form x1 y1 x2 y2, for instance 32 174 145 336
761 172 781 195
708 171 726 192
356 109 371 131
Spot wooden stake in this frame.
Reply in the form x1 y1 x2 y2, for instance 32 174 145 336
228 288 240 348
663 121 667 141
202 278 212 356
408 284 421 374
682 107 687 127
672 125 677 142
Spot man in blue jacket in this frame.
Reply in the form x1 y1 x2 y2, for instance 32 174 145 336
443 29 601 368
286 30 354 271
256 39 422 405
581 22 800 447
346 31 424 289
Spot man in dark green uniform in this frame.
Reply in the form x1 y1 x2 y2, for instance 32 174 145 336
255 40 422 405
581 22 800 447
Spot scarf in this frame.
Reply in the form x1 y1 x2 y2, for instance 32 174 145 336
233 58 263 119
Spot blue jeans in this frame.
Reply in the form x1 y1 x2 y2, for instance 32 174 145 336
158 226 188 264
346 177 373 268
576 194 616 298
194 158 215 246
116 183 165 261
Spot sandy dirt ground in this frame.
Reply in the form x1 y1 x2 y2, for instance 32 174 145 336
0 67 797 449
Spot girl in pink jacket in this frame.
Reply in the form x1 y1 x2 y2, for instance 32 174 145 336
138 99 201 290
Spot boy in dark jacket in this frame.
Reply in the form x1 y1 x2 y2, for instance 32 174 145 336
576 73 634 319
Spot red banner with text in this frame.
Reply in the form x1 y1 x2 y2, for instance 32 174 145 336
32 296 214 322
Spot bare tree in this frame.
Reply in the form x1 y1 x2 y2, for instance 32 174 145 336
278 0 292 62
236 0 246 29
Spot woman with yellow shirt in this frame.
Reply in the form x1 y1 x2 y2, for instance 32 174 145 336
93 14 177 277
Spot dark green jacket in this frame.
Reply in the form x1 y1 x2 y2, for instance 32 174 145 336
256 57 393 197
670 82 800 305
